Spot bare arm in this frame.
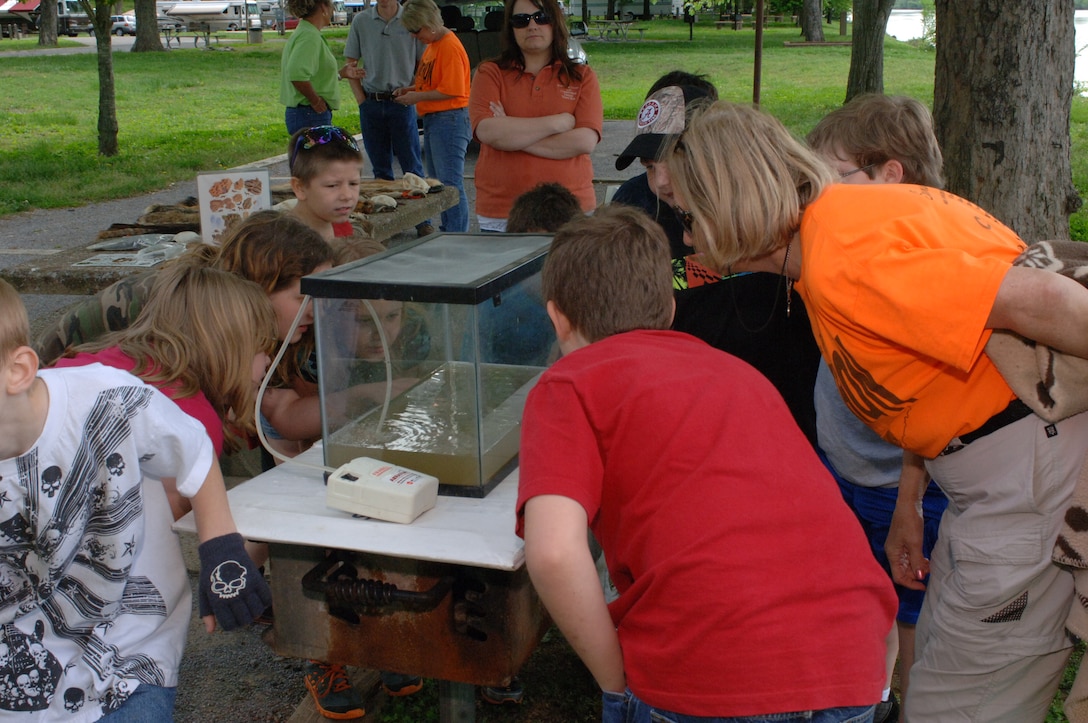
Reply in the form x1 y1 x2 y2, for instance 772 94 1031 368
522 126 599 160
261 379 417 442
345 57 366 105
884 451 930 590
260 386 321 442
188 462 241 633
523 495 626 693
189 462 237 544
394 88 456 106
161 477 192 522
475 110 576 151
987 265 1088 359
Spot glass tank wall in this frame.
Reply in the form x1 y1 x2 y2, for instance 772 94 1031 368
301 234 554 497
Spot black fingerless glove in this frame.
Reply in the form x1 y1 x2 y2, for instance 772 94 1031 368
198 533 272 631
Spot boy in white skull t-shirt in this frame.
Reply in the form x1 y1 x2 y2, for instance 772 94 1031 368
0 280 269 721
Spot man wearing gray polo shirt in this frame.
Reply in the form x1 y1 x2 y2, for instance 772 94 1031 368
345 0 433 236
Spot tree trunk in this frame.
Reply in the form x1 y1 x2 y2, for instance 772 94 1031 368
581 0 588 21
800 0 824 41
80 0 119 156
606 0 616 19
133 0 165 50
844 0 895 100
642 0 650 20
934 0 1080 240
37 0 58 46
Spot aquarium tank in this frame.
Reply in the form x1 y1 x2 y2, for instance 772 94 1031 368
301 233 554 497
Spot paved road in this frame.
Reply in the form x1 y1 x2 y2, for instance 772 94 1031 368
0 30 133 57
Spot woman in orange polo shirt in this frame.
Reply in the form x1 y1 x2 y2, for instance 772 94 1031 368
469 0 603 232
395 0 471 232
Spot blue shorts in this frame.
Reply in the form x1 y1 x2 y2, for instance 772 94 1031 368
819 450 948 625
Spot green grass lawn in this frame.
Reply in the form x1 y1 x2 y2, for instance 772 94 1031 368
2 19 1086 238
0 36 83 50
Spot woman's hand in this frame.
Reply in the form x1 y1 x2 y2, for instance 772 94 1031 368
339 63 366 81
489 100 507 117
394 87 418 106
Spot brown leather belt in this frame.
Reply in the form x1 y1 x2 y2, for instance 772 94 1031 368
368 91 395 102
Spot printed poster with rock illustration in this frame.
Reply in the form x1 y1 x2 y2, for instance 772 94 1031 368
197 170 270 244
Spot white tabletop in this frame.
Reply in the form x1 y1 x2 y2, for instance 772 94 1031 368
175 446 526 571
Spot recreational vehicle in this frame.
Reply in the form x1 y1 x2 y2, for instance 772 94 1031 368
0 0 92 36
165 0 261 31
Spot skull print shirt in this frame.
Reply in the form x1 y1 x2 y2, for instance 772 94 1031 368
0 365 214 721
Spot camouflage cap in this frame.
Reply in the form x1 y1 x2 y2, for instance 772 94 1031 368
615 85 713 171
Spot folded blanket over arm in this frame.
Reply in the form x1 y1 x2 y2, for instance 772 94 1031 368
989 241 1088 722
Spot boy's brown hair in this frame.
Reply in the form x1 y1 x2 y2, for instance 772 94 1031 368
288 125 364 184
506 182 583 233
0 279 30 363
542 204 673 343
806 94 944 188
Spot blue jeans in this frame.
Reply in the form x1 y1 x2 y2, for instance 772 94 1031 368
285 105 333 136
602 689 874 723
818 448 947 626
359 99 424 181
421 107 470 232
98 684 177 722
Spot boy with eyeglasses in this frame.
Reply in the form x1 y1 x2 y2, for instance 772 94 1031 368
804 94 948 722
0 279 270 721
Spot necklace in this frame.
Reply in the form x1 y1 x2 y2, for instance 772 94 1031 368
723 240 795 334
782 240 793 317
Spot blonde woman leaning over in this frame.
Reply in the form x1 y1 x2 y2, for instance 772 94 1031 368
668 100 1088 723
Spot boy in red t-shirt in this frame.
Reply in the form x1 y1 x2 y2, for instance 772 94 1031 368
517 205 897 721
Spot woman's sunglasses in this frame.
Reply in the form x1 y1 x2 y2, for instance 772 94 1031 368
510 11 551 28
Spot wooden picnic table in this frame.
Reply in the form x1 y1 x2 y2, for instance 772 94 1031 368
1 186 458 296
589 19 642 40
160 26 222 48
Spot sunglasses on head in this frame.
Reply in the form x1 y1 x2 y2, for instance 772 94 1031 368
290 125 360 168
510 10 550 28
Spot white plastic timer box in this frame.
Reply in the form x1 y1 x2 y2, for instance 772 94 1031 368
325 457 439 524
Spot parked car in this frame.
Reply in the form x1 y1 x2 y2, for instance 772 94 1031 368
110 14 136 35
